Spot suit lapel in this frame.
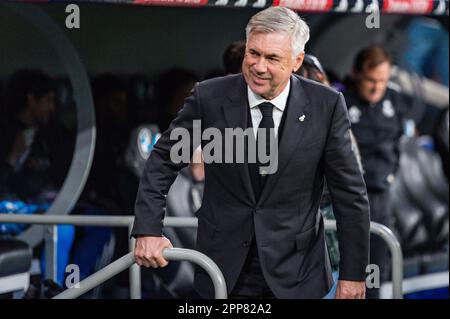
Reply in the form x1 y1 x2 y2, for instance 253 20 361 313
221 75 257 204
257 75 311 205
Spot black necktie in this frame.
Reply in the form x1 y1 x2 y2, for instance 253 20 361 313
257 102 275 160
248 102 275 199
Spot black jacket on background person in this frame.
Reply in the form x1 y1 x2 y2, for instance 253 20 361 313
0 118 73 199
343 86 408 192
132 74 370 298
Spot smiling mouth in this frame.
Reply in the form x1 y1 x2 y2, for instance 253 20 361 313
252 75 270 83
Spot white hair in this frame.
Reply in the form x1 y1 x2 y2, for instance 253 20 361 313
245 6 310 57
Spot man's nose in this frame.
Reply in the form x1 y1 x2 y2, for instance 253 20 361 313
253 57 268 73
376 82 386 92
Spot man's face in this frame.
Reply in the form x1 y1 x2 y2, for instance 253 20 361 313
354 61 391 104
243 32 304 100
29 91 55 125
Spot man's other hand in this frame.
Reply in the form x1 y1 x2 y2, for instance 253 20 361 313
335 280 366 299
134 235 173 268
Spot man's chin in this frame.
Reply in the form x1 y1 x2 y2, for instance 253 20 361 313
368 96 383 104
249 84 269 96
363 93 382 104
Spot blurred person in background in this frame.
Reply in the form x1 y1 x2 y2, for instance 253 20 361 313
400 18 449 87
0 69 74 290
0 69 73 200
83 74 134 212
223 40 246 75
343 45 410 298
155 68 198 132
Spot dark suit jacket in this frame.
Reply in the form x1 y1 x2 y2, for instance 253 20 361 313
132 74 370 299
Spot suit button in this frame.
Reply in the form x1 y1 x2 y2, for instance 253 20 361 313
242 241 250 247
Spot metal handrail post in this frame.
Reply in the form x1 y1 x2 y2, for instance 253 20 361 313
54 252 135 299
0 214 133 227
53 249 227 299
163 248 227 299
163 217 198 228
128 224 141 299
0 214 201 228
369 221 404 299
324 220 404 299
44 225 58 282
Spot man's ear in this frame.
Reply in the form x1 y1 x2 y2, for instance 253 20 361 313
293 52 305 73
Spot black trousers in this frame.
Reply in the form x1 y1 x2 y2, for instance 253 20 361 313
366 189 394 299
229 237 276 299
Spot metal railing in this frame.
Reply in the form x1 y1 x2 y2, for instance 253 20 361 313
53 249 226 299
0 214 403 298
324 220 403 299
0 214 229 299
0 214 137 298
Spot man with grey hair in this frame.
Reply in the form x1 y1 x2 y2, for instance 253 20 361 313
132 6 370 299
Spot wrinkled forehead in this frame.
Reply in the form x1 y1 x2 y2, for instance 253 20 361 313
246 32 294 55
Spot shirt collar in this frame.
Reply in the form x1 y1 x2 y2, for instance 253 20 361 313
247 80 291 112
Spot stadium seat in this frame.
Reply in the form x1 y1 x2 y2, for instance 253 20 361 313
399 139 449 248
421 251 449 274
0 239 31 295
390 177 429 252
415 145 449 205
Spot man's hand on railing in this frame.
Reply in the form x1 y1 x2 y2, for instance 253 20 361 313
134 235 173 268
335 280 366 299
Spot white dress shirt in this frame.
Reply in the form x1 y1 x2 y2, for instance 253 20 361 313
247 80 291 138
